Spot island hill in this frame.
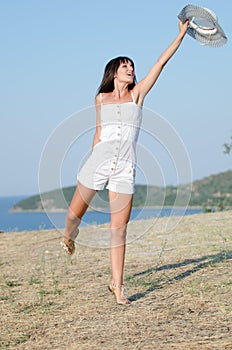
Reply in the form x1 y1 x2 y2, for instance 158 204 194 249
12 170 232 212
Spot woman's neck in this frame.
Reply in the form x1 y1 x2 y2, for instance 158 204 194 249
112 82 129 98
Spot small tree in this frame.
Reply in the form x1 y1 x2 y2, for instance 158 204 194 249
223 134 232 155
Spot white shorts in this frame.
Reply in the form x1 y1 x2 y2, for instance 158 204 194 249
78 157 136 194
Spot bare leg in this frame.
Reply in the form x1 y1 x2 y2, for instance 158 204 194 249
108 191 133 304
63 182 97 254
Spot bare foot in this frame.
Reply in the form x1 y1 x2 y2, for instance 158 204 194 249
108 283 131 305
61 238 75 255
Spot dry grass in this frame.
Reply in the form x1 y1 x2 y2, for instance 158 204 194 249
0 211 232 350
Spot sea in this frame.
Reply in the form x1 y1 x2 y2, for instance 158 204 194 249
0 196 203 233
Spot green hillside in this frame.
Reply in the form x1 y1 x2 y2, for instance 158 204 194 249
189 170 232 210
12 170 232 211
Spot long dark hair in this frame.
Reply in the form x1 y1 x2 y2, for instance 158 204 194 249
97 56 136 94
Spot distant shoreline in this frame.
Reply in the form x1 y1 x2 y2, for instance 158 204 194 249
10 205 203 213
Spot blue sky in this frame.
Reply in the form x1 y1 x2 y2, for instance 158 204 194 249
0 0 231 196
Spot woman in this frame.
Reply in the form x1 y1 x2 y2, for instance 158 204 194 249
62 19 189 305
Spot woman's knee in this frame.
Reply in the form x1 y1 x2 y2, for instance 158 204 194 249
110 224 127 246
66 208 81 225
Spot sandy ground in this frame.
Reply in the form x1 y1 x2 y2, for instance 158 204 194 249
0 211 232 350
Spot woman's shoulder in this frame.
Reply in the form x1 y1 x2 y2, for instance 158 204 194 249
95 93 102 105
96 92 113 105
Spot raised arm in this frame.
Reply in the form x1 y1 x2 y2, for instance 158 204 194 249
134 19 189 106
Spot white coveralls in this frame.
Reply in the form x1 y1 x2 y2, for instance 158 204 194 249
78 91 142 194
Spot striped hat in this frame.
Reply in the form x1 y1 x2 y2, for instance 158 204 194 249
178 4 227 48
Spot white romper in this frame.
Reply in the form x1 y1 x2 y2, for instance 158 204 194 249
78 91 142 194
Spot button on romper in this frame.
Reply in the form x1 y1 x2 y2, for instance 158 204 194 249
78 91 142 194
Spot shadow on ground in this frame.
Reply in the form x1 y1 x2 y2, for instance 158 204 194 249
127 250 232 302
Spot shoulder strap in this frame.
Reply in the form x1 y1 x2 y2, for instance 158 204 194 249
130 90 135 103
99 92 103 104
